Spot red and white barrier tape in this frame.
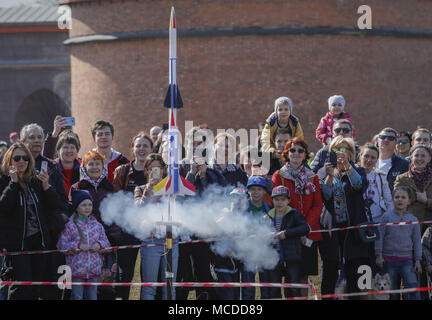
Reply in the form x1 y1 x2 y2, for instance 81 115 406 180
283 286 432 300
0 281 311 289
2 219 431 257
310 220 432 233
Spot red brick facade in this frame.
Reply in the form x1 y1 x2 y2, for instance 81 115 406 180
65 0 432 157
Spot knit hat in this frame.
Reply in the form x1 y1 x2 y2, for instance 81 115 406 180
246 176 267 190
71 188 93 213
328 95 346 111
271 185 290 199
274 97 293 114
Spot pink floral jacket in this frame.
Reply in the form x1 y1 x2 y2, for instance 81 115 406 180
57 215 111 279
315 111 356 144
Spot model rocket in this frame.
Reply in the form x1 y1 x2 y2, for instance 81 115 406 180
154 7 195 197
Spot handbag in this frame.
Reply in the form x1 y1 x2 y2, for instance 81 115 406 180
356 198 380 244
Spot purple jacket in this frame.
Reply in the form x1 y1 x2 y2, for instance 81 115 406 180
57 215 110 279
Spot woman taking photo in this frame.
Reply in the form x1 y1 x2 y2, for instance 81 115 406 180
358 143 393 222
112 131 153 300
0 143 60 300
319 136 374 299
134 153 178 300
272 137 322 296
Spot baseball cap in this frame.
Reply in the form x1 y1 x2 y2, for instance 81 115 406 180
271 185 290 199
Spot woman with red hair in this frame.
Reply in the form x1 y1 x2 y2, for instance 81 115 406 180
272 137 322 295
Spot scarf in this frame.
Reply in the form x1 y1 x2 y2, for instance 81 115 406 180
279 163 316 195
79 164 108 192
410 163 432 192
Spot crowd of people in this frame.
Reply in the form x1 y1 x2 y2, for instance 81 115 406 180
0 95 431 301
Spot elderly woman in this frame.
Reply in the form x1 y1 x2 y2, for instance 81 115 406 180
394 145 432 232
72 151 121 244
272 137 322 296
134 153 179 300
0 143 59 300
319 136 374 299
358 143 393 222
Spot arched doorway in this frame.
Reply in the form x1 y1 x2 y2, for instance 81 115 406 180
14 88 70 135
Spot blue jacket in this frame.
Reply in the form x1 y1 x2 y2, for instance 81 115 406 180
386 154 409 191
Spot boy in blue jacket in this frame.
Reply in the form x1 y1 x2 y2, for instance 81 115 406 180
241 176 272 300
264 185 310 299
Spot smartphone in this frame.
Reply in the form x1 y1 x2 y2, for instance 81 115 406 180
162 123 169 131
304 238 313 247
63 117 75 126
41 161 48 173
152 167 160 179
328 151 338 167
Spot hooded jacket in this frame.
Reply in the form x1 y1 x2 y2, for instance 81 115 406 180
260 112 303 153
315 111 355 144
57 215 111 279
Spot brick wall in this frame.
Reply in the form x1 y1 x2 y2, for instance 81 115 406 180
67 0 432 157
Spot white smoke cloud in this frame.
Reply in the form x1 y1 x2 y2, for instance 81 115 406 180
100 184 279 272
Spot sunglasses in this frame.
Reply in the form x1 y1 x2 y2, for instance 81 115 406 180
379 135 396 141
334 128 351 134
397 139 409 144
289 148 305 154
12 155 30 162
332 147 347 153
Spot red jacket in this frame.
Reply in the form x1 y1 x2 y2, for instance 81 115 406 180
272 169 323 242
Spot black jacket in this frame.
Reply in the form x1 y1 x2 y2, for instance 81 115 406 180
0 174 60 251
267 208 310 263
386 154 409 191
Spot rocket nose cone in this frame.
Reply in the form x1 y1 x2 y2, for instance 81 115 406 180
170 7 176 29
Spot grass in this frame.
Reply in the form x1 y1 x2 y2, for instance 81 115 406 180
128 250 323 300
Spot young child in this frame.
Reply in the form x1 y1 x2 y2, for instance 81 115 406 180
263 185 310 299
241 176 272 300
315 95 356 145
375 186 422 300
260 97 303 154
212 187 249 300
57 188 111 300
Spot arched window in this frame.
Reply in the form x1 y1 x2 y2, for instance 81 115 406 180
14 88 70 135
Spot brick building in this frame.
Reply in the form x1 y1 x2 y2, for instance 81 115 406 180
61 0 432 157
0 0 70 140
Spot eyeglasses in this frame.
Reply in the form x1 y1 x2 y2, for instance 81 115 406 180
397 139 409 144
332 103 342 107
332 147 347 153
334 128 351 134
12 155 30 162
289 148 305 154
379 135 396 141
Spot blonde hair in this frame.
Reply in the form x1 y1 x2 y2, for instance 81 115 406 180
329 136 356 162
1 143 35 183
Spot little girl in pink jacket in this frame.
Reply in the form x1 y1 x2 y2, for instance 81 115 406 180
57 188 110 300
